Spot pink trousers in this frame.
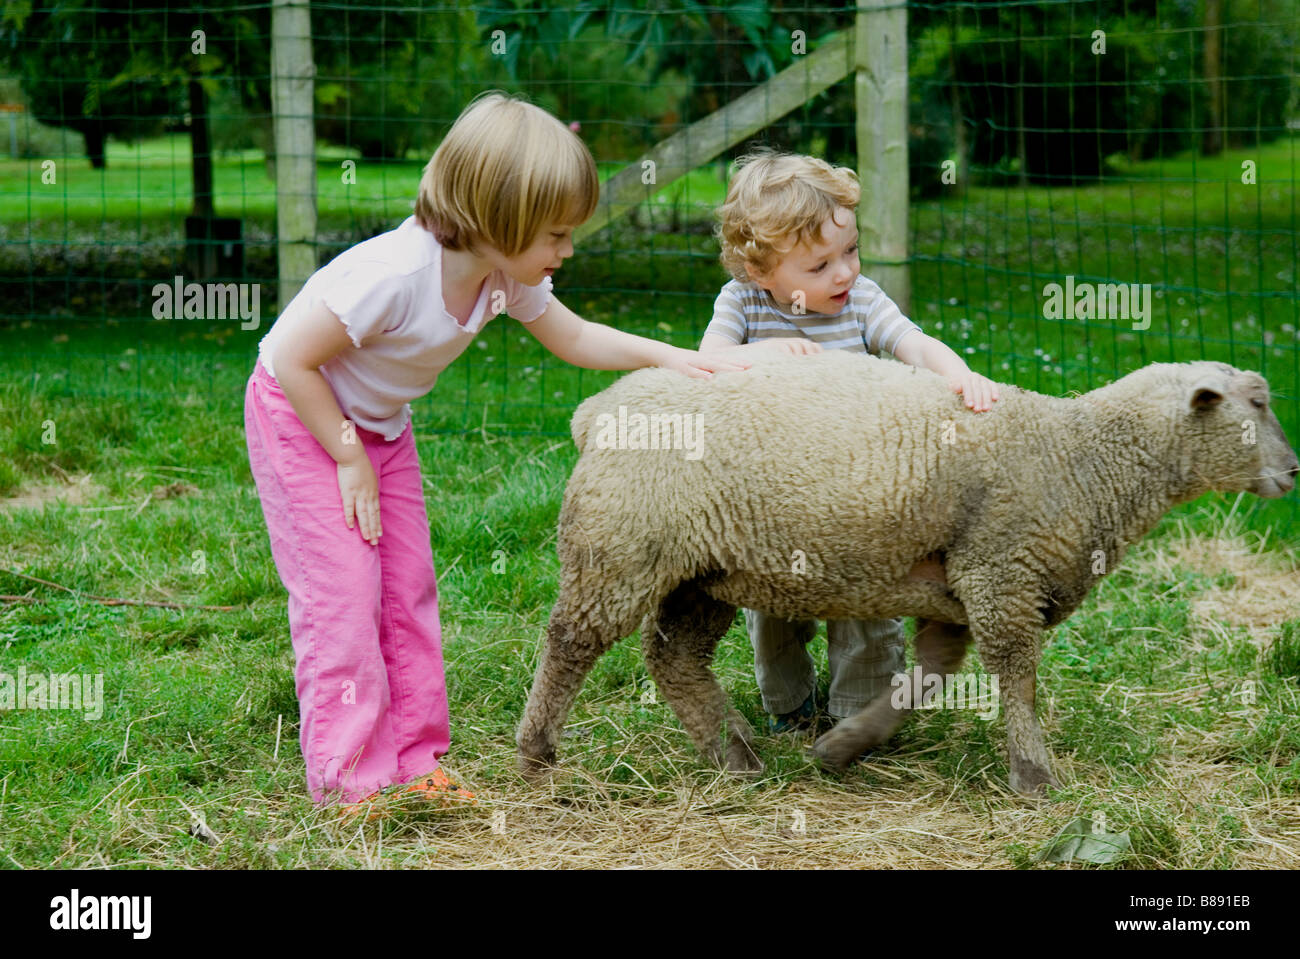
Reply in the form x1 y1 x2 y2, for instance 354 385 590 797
244 360 450 803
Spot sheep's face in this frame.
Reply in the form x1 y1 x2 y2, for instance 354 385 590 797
1187 365 1298 499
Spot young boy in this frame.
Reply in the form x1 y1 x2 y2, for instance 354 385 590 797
699 149 998 733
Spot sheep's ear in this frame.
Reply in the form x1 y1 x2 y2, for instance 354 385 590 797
1189 380 1225 411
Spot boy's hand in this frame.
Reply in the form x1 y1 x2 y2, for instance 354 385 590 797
948 370 1000 412
337 453 382 545
660 346 752 379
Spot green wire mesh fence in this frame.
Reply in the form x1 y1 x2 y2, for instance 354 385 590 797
1 1 1297 533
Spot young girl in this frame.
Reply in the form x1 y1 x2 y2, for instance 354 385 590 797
245 92 747 818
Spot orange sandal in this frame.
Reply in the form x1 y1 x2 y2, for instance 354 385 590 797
338 791 387 823
337 768 474 821
400 767 476 805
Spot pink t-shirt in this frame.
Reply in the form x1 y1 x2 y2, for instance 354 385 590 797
257 216 552 440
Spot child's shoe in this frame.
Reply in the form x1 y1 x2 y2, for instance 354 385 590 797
399 767 477 806
768 693 817 734
337 769 475 821
337 791 387 823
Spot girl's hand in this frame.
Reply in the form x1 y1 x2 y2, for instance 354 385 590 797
337 454 382 545
760 338 822 357
660 347 752 379
949 370 1000 412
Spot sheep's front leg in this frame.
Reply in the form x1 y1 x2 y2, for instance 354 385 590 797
968 602 1058 795
1002 671 1057 795
517 611 619 781
643 582 761 776
812 618 968 770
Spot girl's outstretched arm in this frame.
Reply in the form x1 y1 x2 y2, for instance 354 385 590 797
526 296 751 379
699 331 822 357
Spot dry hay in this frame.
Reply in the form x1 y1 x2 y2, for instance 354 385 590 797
0 472 102 511
291 526 1299 869
30 524 1300 869
1 474 199 516
381 527 1293 869
305 754 1037 870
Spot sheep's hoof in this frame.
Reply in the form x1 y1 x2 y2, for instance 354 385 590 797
517 750 557 783
724 740 764 778
1008 755 1058 796
809 727 864 771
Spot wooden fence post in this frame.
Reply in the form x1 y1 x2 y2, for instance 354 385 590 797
271 0 317 310
856 0 911 315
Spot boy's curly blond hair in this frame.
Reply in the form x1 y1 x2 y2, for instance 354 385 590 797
716 149 861 282
415 91 599 257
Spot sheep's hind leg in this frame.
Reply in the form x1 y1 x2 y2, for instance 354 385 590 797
517 609 624 781
812 618 969 771
643 581 761 777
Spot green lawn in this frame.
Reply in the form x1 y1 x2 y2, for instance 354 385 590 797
1 364 1298 868
4 134 1292 445
0 134 729 231
1 134 1299 868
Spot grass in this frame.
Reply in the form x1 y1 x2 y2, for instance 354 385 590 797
0 136 729 229
3 135 1295 440
1 362 1299 868
1 132 1299 868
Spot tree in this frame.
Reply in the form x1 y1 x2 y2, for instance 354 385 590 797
0 0 267 204
473 0 793 150
313 1 485 160
98 2 268 218
0 0 178 168
1202 0 1224 156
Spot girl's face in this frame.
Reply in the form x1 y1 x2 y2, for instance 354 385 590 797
486 222 576 287
745 206 860 315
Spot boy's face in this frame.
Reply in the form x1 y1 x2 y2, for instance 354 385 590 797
746 206 860 315
486 221 576 287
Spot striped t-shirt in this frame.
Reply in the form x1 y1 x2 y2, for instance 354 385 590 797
703 275 920 355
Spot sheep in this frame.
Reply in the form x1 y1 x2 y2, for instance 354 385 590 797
516 351 1298 794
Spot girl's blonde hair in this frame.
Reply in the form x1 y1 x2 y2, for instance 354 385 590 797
415 92 599 257
716 149 861 282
